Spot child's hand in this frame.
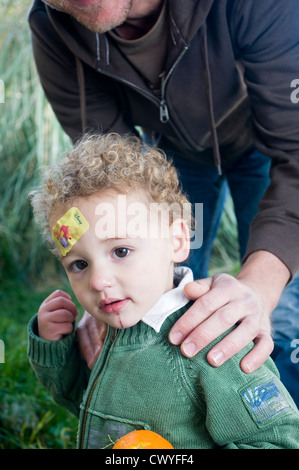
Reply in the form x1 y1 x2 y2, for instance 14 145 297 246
37 290 78 341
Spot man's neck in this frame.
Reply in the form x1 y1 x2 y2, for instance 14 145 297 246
116 0 164 39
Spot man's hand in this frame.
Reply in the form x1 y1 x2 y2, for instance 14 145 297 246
169 251 290 373
75 251 290 373
37 290 78 341
77 311 107 369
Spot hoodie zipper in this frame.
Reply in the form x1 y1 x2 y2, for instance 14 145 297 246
159 45 189 123
97 44 189 125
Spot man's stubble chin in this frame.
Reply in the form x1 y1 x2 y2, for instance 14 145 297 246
45 0 133 33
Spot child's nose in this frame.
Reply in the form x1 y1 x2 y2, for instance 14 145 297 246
89 267 113 292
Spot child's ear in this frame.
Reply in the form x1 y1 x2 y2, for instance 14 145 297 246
170 218 190 263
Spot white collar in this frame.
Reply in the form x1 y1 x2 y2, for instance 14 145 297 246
141 266 193 333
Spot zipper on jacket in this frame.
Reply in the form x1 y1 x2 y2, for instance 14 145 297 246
111 328 118 342
158 45 189 124
79 374 101 448
97 45 189 125
97 67 160 112
79 326 118 448
159 100 169 123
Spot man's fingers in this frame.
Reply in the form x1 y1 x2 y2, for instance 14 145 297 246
169 276 232 346
88 318 107 355
77 319 95 368
240 332 274 374
77 312 107 369
169 272 274 373
176 301 245 357
205 318 260 367
179 311 273 374
183 278 212 300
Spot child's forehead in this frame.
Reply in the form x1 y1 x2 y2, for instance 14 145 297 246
74 189 152 214
77 189 150 204
51 189 150 218
49 189 151 233
50 189 174 247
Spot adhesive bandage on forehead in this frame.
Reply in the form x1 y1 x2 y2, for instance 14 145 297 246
52 207 89 256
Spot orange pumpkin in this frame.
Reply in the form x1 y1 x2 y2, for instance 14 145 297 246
112 430 174 449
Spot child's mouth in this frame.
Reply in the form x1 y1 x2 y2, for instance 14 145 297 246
99 298 130 314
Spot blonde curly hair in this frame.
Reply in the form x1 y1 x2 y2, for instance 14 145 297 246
30 133 192 251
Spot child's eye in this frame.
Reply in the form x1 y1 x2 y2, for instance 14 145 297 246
113 247 131 259
71 260 88 272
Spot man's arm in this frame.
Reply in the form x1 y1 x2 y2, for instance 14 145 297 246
169 250 290 373
232 0 299 276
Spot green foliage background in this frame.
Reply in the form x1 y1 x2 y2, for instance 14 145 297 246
0 0 239 449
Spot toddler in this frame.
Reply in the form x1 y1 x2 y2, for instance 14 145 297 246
28 133 299 449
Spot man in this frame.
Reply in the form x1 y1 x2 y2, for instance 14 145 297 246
28 0 299 403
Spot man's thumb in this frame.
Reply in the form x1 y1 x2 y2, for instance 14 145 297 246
184 277 213 299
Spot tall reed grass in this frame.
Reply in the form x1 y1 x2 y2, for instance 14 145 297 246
0 2 76 447
0 0 71 283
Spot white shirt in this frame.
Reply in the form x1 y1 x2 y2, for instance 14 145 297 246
142 266 193 333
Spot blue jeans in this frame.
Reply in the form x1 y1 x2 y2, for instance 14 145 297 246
271 271 299 407
162 144 299 407
170 147 271 279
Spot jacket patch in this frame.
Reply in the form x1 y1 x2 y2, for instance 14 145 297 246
240 377 291 426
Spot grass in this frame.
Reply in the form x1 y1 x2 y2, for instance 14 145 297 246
0 4 78 446
0 276 79 449
209 195 240 276
0 0 71 283
0 0 240 450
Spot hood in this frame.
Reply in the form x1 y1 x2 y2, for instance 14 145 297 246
169 0 214 43
44 0 215 65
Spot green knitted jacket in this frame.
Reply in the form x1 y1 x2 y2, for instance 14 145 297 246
28 304 299 449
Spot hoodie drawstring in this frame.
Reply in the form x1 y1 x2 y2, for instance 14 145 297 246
75 55 87 134
200 23 222 175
